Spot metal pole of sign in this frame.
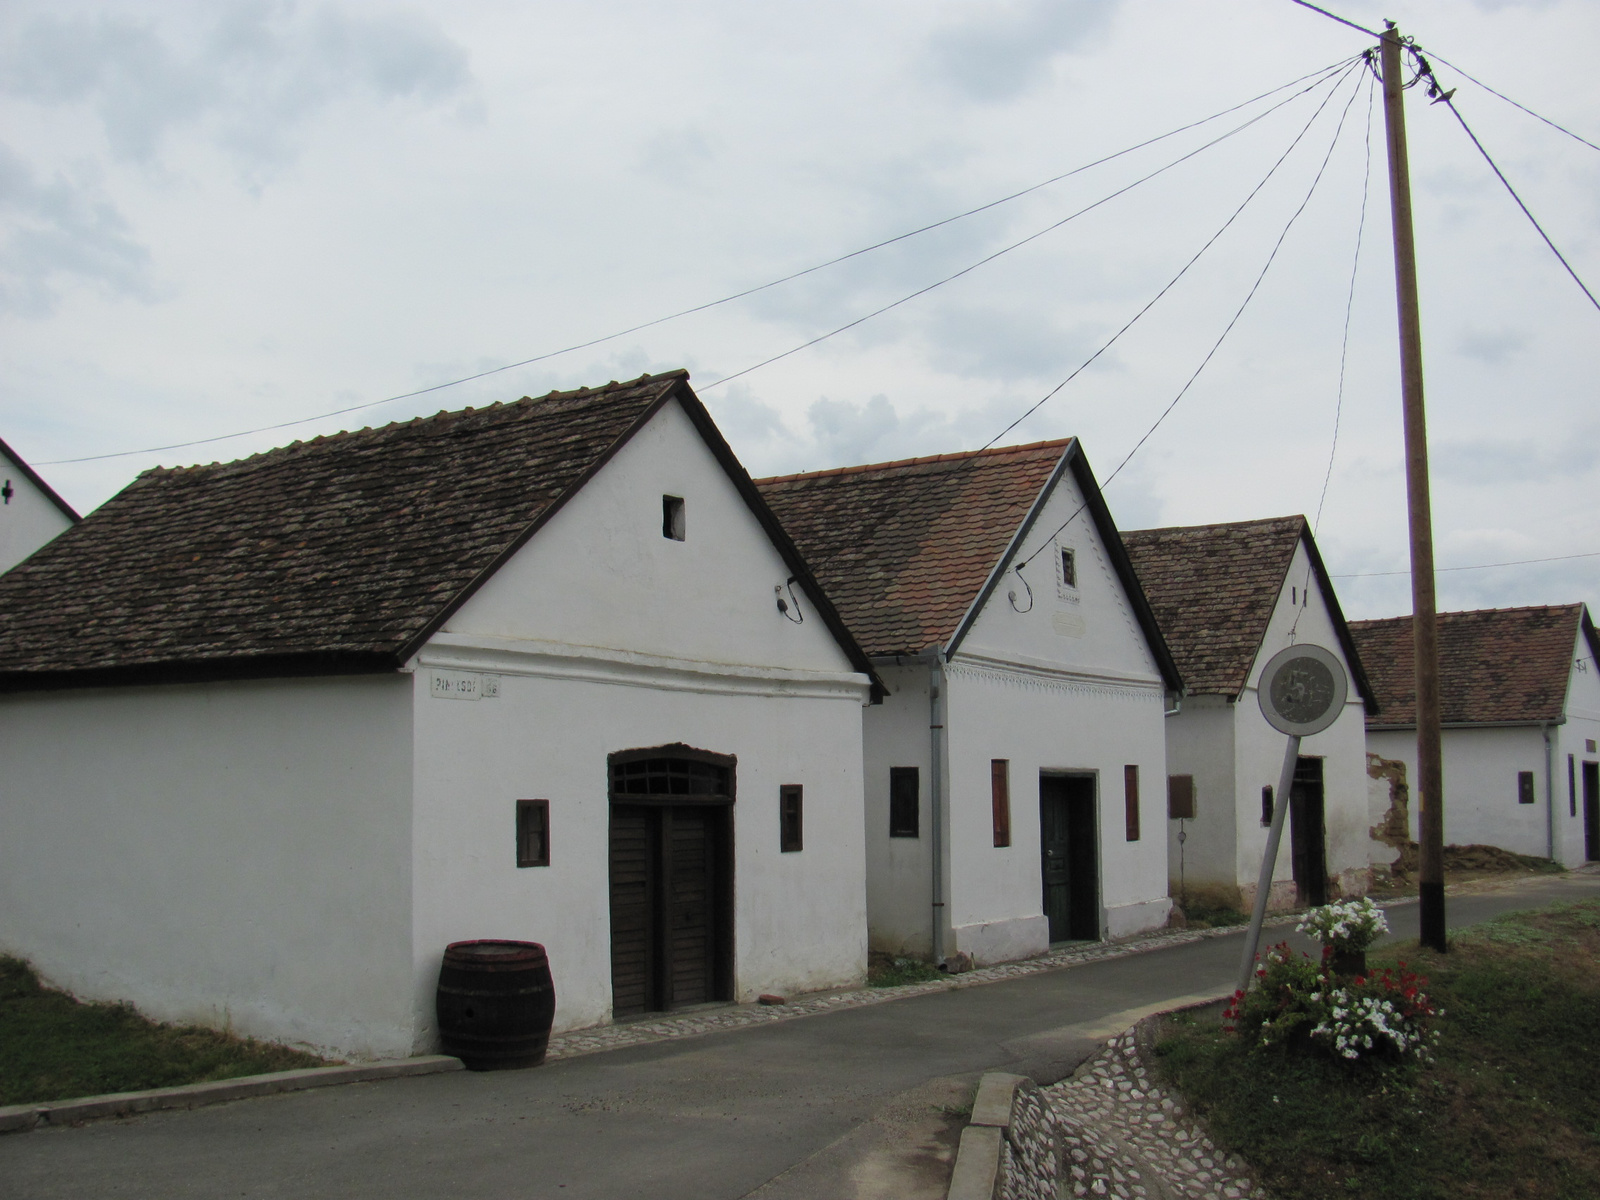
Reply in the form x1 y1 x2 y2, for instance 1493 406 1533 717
1238 735 1302 995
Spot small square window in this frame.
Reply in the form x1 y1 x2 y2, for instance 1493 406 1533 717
516 799 550 867
1124 765 1140 842
780 785 803 852
1517 770 1536 805
1167 774 1196 820
991 759 1011 848
662 495 686 540
889 767 919 838
1588 739 1598 754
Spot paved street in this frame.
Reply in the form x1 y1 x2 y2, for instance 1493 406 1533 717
7 873 1597 1200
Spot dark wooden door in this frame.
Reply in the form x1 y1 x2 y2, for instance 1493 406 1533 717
1290 757 1328 907
1040 775 1099 943
1584 761 1599 862
608 751 733 1018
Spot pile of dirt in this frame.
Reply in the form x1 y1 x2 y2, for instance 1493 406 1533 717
1443 843 1558 873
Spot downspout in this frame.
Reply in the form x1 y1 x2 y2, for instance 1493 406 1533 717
1543 723 1555 861
929 649 948 966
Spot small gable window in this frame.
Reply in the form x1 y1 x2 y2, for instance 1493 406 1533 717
662 495 686 541
1060 547 1077 590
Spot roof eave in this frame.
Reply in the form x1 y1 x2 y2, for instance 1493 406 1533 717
0 650 399 695
0 435 81 524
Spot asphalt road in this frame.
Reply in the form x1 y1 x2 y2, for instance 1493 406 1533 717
7 873 1598 1200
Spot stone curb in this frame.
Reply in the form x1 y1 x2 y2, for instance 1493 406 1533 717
0 1055 463 1134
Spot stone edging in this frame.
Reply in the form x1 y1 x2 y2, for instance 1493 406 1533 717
0 1056 463 1135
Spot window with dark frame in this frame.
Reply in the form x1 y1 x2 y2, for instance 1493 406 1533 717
889 767 920 838
1060 548 1077 589
662 495 686 540
1261 784 1274 827
1124 765 1140 841
516 799 550 867
1167 774 1196 820
1517 770 1536 805
991 759 1011 847
780 784 803 852
1572 754 1579 817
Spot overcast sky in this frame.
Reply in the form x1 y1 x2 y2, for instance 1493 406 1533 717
3 0 1596 621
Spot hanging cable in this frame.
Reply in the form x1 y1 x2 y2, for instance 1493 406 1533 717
1331 549 1600 577
1422 50 1600 155
35 58 1360 468
700 61 1361 393
1014 65 1366 573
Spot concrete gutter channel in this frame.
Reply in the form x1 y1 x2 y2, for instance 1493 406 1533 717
0 1056 463 1134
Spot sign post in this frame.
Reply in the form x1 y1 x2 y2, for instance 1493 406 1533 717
1237 644 1349 995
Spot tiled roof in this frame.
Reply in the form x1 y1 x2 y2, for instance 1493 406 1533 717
755 441 1182 692
1120 516 1375 709
1349 604 1595 727
0 373 686 687
756 442 1066 657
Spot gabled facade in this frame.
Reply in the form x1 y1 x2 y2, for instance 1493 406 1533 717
0 435 79 574
1122 517 1378 913
759 440 1182 966
1349 604 1600 868
0 372 878 1059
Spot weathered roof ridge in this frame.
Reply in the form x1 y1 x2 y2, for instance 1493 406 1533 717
1127 513 1304 538
1352 601 1585 628
142 371 691 477
754 438 1072 486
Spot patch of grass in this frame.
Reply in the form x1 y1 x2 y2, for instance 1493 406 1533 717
0 956 333 1106
1180 902 1250 929
1151 898 1600 1199
867 952 946 988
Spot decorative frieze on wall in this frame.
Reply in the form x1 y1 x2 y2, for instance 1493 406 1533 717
947 658 1162 704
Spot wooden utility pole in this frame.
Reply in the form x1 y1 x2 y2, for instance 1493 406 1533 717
1379 23 1447 951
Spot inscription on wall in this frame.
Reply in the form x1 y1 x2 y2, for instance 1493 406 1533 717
429 670 500 701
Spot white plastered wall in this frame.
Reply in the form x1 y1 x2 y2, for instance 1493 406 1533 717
1556 628 1600 865
861 663 936 958
0 675 415 1059
935 461 1172 962
414 396 870 1037
0 447 74 573
1233 541 1370 906
1163 694 1238 900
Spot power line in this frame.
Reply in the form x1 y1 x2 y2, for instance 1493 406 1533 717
1287 0 1382 40
700 62 1360 392
1424 50 1600 155
35 57 1360 468
1436 89 1600 315
1016 64 1368 571
1332 550 1600 578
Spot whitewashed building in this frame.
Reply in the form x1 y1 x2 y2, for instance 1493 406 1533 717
1121 517 1378 914
1350 604 1600 869
0 372 879 1060
0 435 78 574
758 440 1183 966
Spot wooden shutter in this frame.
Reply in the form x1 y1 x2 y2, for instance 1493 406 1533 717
1124 765 1140 842
1166 775 1195 821
991 760 1011 847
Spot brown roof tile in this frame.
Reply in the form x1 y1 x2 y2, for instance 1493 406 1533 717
1120 517 1308 696
0 373 685 685
1349 604 1595 727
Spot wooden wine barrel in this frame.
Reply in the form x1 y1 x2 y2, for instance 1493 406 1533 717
436 940 556 1070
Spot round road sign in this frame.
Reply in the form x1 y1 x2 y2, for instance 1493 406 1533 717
1257 643 1348 736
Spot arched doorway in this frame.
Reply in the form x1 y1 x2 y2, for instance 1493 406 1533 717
607 746 735 1017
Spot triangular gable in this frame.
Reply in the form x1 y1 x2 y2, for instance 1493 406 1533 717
0 373 877 693
756 440 1181 691
0 436 80 525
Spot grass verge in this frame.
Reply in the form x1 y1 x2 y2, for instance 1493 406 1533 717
866 951 946 988
1 956 333 1107
1151 897 1600 1199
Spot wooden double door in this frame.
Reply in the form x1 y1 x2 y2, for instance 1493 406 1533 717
1040 774 1100 943
608 750 734 1018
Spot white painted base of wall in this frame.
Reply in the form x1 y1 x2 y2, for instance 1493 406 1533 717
1238 879 1299 914
1105 897 1172 940
953 915 1049 966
